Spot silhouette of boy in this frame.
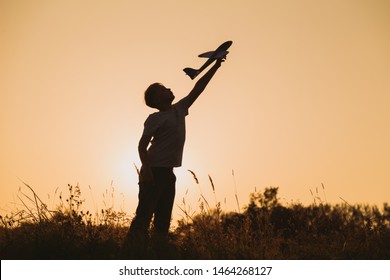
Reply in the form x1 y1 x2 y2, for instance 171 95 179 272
125 56 226 257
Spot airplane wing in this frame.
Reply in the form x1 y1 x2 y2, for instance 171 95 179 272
198 50 229 58
198 51 214 58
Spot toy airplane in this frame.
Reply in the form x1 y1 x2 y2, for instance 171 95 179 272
183 40 232 80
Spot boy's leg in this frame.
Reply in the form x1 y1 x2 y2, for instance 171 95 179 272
124 170 160 256
152 168 176 245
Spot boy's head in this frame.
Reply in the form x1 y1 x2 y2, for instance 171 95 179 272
144 83 175 110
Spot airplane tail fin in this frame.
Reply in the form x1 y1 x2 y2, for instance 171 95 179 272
183 68 199 80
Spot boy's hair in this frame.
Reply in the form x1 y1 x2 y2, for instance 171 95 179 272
144 83 164 109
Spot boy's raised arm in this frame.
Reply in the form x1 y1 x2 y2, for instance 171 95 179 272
183 58 225 108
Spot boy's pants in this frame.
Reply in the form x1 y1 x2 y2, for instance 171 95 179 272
125 167 176 250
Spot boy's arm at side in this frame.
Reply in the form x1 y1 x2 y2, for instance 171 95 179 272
138 134 153 184
183 59 224 108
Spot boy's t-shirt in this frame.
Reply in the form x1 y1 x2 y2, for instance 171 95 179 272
142 98 190 167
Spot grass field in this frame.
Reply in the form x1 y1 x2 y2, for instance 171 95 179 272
1 181 389 259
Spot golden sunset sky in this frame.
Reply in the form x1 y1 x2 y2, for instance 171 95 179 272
1 0 389 219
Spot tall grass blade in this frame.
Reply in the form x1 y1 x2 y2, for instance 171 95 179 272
133 163 140 176
232 169 240 213
188 169 199 184
208 175 215 192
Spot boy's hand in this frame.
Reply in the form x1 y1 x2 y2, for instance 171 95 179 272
215 54 227 68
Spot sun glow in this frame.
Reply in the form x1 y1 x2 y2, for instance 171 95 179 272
1 0 390 218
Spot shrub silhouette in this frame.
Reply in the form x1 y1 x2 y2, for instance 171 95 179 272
174 187 390 259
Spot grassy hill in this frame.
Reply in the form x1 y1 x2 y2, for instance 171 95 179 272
1 184 389 259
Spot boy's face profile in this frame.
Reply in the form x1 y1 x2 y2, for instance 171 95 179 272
145 83 175 110
156 85 175 106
